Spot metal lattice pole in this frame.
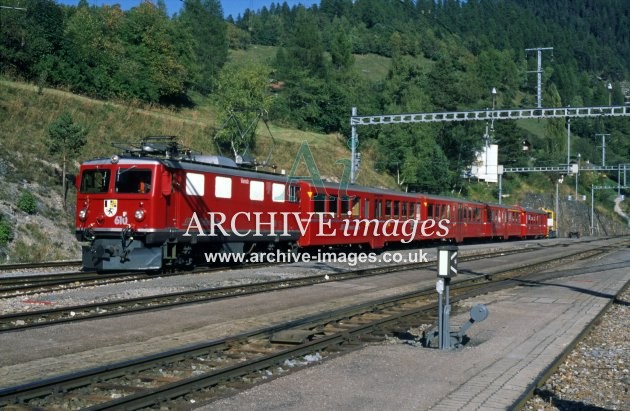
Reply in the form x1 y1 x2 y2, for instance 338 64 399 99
525 47 553 108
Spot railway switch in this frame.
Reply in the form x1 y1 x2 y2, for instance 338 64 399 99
423 303 490 350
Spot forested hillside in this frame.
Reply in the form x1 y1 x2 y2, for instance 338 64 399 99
1 0 629 195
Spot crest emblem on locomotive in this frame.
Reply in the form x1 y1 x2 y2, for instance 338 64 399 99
104 199 118 217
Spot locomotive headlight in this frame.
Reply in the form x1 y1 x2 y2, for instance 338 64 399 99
134 209 145 221
79 209 88 221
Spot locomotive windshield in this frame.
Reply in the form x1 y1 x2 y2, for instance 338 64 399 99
80 170 110 193
115 168 152 194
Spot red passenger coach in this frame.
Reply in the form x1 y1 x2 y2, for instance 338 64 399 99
75 137 548 272
295 181 431 249
523 208 549 239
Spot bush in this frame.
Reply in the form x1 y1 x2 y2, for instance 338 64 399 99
0 217 12 247
17 192 37 214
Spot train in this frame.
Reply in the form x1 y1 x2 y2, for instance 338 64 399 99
74 137 549 271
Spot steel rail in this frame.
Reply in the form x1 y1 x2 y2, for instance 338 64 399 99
0 260 82 272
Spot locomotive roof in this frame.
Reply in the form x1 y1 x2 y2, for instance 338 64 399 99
82 158 162 166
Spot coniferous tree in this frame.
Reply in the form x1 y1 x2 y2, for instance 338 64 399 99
179 0 228 95
48 112 87 206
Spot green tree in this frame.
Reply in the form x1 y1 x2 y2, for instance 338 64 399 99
58 4 123 98
116 2 195 102
377 127 451 194
272 8 330 131
0 0 64 81
329 17 354 71
48 112 87 206
179 0 228 94
214 63 273 157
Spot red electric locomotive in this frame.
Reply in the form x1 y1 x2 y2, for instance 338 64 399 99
75 137 548 271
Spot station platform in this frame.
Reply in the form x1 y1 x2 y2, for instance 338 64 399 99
200 248 630 411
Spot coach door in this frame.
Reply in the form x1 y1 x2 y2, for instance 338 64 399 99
455 203 464 242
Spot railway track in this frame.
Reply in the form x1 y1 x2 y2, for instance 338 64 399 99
0 260 82 272
0 238 602 299
1 240 627 409
0 271 155 298
0 259 290 298
0 243 577 332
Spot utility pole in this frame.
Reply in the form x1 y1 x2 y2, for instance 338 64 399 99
567 117 571 172
350 107 358 184
525 47 553 108
607 82 613 106
595 133 610 166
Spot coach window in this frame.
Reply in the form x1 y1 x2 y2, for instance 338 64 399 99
393 201 400 218
444 205 451 219
185 172 205 196
427 204 434 219
313 193 326 213
364 198 370 219
328 195 338 215
81 169 110 193
250 180 264 201
401 202 408 219
351 197 360 217
385 200 392 218
375 200 382 219
288 185 300 203
341 196 350 215
116 168 152 194
215 176 232 199
272 183 285 203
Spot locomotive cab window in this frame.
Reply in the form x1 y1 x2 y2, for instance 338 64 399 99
80 169 110 193
115 168 152 194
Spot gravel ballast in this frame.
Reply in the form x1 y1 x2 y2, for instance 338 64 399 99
523 286 630 411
